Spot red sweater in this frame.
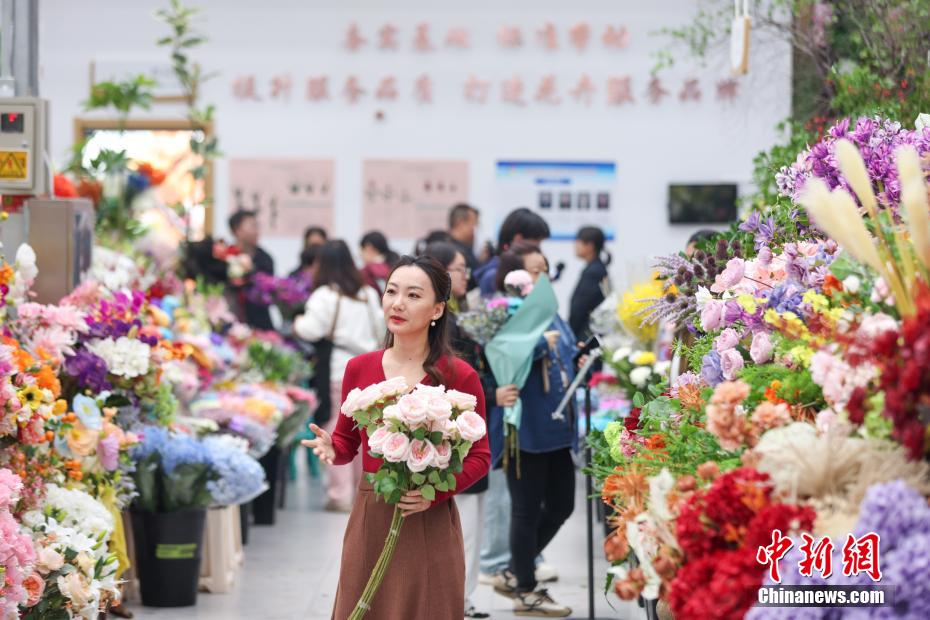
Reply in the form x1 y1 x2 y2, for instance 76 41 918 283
331 350 491 504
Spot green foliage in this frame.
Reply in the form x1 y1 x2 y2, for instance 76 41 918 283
653 0 930 213
687 332 715 374
737 362 824 412
156 0 222 183
84 74 155 119
245 341 311 384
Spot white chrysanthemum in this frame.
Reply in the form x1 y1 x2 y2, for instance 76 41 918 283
86 337 151 378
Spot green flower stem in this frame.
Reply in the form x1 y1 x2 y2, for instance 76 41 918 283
348 505 404 620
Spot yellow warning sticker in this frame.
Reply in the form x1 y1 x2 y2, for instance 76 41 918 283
0 150 28 181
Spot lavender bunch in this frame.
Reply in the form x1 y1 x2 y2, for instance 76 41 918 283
639 238 745 329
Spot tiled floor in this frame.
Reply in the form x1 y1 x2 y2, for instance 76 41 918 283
131 458 643 619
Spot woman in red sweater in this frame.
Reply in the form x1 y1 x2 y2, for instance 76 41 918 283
304 254 491 619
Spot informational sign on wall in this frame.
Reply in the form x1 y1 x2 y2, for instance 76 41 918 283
362 159 469 239
228 158 335 238
495 160 616 240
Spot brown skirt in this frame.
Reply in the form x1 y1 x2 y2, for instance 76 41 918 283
332 480 465 620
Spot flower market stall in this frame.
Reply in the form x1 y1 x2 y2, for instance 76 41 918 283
587 116 930 620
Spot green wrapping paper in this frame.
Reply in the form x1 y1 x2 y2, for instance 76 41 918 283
484 275 559 431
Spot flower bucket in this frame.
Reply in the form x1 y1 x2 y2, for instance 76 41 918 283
239 501 251 545
130 508 207 607
252 445 283 525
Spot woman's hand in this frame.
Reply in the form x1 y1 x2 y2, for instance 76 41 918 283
301 423 335 465
496 384 520 408
398 489 431 517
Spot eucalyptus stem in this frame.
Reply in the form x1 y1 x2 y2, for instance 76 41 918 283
348 505 405 620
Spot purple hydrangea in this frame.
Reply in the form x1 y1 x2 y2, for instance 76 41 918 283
854 480 930 551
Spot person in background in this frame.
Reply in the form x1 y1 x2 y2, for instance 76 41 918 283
479 241 559 596
448 203 481 283
666 229 721 380
422 241 501 619
291 226 328 278
569 226 612 344
413 229 453 256
490 244 576 617
303 226 328 250
228 209 275 330
359 231 399 296
294 240 385 511
474 208 551 297
685 228 718 258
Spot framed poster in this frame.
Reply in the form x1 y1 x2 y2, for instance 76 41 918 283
495 160 616 240
228 158 335 238
362 159 469 239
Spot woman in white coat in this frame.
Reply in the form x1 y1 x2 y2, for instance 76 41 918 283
295 240 385 511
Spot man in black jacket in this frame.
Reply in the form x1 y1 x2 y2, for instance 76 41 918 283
229 209 275 330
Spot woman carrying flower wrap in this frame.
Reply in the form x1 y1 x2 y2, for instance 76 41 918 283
302 255 491 619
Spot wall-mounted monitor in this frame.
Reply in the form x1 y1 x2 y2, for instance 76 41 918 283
667 183 738 224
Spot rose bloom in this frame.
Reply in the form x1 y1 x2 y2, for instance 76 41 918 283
67 421 101 457
340 387 363 416
700 301 725 331
23 572 45 607
397 393 430 426
719 349 745 381
710 258 746 293
57 571 92 610
433 441 452 468
444 389 477 412
381 432 411 463
714 328 741 352
379 376 409 397
407 439 438 473
425 395 453 423
36 547 64 574
367 426 391 454
455 411 486 442
749 331 774 364
382 404 403 423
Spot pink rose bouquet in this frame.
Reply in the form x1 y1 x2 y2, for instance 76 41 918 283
339 378 486 619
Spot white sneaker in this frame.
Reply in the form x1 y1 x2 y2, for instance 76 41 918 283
534 563 559 583
489 569 519 598
514 588 571 617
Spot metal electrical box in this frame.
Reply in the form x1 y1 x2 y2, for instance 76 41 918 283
0 97 48 195
25 198 94 304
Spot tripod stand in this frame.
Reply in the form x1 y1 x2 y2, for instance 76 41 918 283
553 347 612 620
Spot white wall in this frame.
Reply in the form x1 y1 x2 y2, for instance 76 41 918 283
38 0 792 312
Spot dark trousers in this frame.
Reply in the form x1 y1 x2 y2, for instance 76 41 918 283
506 448 576 592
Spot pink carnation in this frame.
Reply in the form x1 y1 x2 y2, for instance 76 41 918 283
751 401 792 431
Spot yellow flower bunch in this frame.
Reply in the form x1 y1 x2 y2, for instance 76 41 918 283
617 276 665 346
632 351 656 366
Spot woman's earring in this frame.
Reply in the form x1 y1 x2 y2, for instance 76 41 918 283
430 320 436 327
